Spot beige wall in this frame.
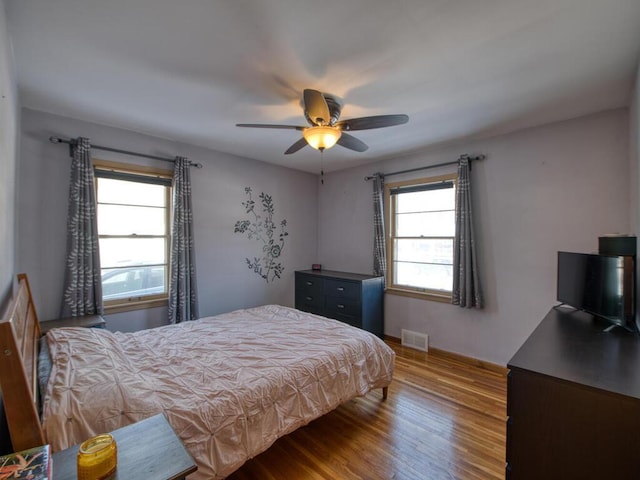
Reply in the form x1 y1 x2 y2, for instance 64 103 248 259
319 109 630 365
17 108 319 331
0 0 18 310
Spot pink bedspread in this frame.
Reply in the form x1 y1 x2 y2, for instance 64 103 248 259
42 305 394 479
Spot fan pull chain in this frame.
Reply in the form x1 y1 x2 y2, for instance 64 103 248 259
320 150 324 185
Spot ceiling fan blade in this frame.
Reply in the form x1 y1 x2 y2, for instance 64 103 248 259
303 89 331 126
336 114 409 131
284 137 309 155
236 123 305 130
337 132 368 152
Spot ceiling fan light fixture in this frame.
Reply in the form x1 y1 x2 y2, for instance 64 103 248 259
303 126 342 151
237 89 408 155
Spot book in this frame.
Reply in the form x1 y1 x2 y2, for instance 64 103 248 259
0 444 51 479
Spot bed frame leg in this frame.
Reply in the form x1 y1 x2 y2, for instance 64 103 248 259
382 386 388 400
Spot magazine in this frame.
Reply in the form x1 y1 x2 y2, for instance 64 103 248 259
0 444 51 479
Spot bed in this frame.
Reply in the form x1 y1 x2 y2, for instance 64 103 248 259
0 274 394 479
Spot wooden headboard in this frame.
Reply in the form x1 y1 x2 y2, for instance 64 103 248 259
0 273 46 451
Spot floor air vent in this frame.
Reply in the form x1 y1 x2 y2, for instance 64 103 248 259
401 329 429 352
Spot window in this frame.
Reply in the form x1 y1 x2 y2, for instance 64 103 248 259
94 160 172 312
385 173 457 301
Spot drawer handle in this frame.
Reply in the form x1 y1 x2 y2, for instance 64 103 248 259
306 281 313 286
337 287 344 292
337 304 345 309
306 296 313 301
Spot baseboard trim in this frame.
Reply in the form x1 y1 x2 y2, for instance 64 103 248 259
385 335 508 375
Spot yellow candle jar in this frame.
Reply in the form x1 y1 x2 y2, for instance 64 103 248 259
77 434 117 480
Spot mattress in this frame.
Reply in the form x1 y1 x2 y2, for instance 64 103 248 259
42 305 395 479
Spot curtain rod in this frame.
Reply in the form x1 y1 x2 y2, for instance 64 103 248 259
48 136 203 169
364 154 485 181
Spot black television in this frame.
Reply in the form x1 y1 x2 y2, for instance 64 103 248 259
557 251 635 331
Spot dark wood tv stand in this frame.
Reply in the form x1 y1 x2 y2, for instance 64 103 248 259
506 307 640 479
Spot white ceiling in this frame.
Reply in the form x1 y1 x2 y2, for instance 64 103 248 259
6 0 640 173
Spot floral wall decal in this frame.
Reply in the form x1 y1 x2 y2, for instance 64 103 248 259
234 187 288 282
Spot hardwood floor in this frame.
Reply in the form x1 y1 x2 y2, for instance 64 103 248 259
228 338 507 480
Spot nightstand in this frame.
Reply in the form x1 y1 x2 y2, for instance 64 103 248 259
40 314 106 334
52 414 197 480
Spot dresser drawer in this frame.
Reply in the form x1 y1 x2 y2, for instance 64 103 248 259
297 302 323 316
296 294 323 314
324 279 360 300
296 274 322 294
295 273 323 312
325 296 361 319
327 312 362 329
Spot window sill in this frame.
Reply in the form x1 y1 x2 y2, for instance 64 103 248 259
104 297 168 314
385 287 452 304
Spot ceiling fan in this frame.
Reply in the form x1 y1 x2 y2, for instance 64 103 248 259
236 89 409 154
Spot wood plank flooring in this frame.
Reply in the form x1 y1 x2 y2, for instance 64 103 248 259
228 338 507 480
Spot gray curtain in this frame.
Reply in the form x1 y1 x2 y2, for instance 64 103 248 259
452 157 483 308
61 137 104 317
373 173 387 280
168 156 199 323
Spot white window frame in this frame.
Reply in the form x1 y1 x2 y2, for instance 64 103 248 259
385 172 457 302
94 159 173 313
